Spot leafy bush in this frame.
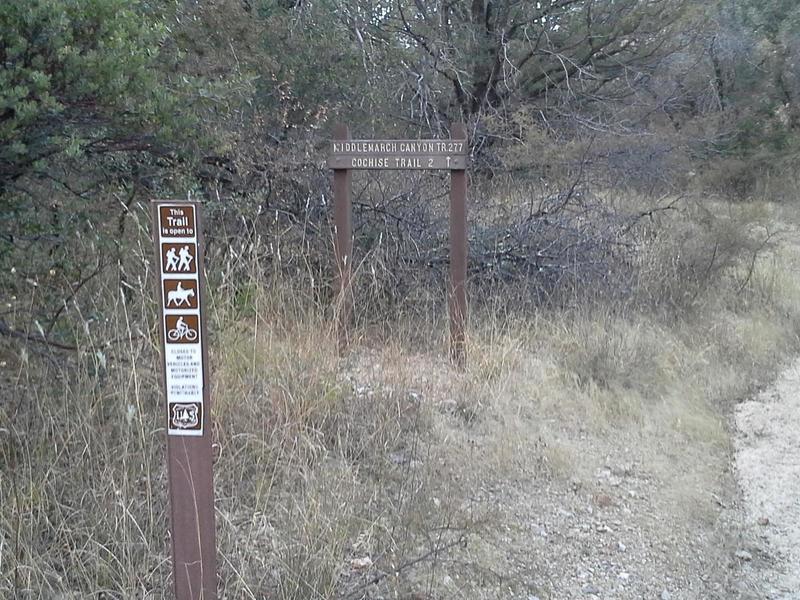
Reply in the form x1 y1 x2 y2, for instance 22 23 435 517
0 0 177 191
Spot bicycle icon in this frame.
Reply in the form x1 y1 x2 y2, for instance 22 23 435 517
167 316 198 342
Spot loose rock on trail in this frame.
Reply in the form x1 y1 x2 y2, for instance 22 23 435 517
735 358 800 599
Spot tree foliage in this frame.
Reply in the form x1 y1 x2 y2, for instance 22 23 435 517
384 0 690 120
703 0 800 160
1 0 798 345
0 0 176 193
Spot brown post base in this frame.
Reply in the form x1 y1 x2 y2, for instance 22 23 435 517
449 123 468 370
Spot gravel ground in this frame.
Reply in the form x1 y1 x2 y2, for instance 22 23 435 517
342 339 800 600
735 359 800 599
429 428 740 600
343 350 745 599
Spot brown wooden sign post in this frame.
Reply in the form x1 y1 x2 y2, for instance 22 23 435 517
332 124 353 353
151 200 217 600
328 125 469 368
448 124 468 368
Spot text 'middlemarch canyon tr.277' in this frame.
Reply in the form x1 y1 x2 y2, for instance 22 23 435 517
327 139 469 170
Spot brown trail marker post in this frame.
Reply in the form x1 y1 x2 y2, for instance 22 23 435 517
328 124 469 367
448 123 468 369
333 124 353 353
151 201 217 600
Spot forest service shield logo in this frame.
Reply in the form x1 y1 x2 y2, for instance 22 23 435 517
170 403 200 430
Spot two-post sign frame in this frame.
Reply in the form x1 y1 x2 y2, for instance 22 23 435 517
149 127 468 595
151 200 217 600
328 124 469 367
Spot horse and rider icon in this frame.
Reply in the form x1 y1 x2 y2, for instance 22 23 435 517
164 280 197 308
162 244 196 273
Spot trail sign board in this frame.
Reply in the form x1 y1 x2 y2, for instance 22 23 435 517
327 139 469 170
329 125 469 367
157 208 204 434
151 200 217 599
159 205 197 237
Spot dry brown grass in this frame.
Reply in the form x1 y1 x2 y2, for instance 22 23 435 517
3 194 800 598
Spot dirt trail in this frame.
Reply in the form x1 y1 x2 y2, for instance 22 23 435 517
735 359 800 599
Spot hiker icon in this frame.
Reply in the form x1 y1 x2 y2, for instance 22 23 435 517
165 247 179 271
163 244 195 273
166 281 196 307
167 316 198 342
178 245 194 271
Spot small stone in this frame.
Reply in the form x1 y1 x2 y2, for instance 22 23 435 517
735 550 753 561
388 451 408 465
618 571 630 581
615 462 634 476
593 493 614 508
582 584 601 595
757 517 770 526
660 591 672 600
350 556 372 570
536 526 548 537
617 541 627 552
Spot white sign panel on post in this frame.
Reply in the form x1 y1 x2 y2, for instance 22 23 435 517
157 204 205 436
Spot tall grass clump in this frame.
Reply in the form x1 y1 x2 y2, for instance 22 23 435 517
1 212 469 598
4 189 800 598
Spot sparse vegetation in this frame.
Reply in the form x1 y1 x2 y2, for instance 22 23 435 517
3 190 800 597
3 0 800 597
